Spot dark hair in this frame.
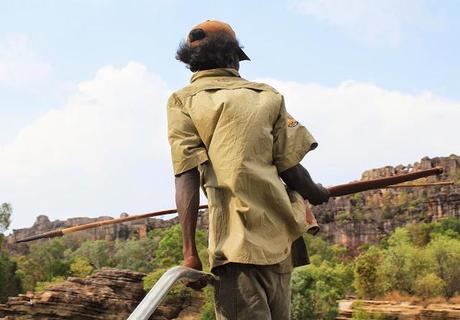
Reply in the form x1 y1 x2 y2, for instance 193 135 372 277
176 31 242 72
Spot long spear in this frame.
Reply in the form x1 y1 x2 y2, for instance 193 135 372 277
385 181 453 188
16 167 445 243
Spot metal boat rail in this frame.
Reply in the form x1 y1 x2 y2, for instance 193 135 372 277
127 266 215 320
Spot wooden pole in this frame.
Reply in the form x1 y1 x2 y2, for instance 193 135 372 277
15 167 444 243
385 181 453 188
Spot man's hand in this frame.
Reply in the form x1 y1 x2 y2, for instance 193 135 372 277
183 255 208 290
175 168 205 290
280 164 330 206
308 183 330 205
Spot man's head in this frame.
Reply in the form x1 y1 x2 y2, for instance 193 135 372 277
176 20 249 72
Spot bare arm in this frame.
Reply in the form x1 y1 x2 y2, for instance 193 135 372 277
279 163 329 205
175 167 202 270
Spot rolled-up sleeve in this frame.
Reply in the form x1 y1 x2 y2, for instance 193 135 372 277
273 96 318 173
167 94 209 175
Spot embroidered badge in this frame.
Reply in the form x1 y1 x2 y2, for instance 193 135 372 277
287 119 299 127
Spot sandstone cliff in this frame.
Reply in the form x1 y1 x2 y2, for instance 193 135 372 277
6 210 208 255
314 154 460 251
0 268 201 320
6 155 459 253
0 268 145 320
337 299 460 320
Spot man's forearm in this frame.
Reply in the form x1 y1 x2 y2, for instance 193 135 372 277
175 168 201 264
280 163 329 205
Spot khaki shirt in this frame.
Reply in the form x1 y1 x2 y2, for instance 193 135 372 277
167 68 317 270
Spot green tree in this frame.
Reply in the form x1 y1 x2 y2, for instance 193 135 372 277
291 261 351 320
72 240 113 269
70 256 94 277
1 210 21 301
353 246 387 298
0 203 12 233
414 273 445 299
0 236 22 303
386 227 411 247
427 235 460 297
12 255 35 292
154 224 185 267
432 218 460 239
305 234 347 264
406 222 434 246
114 238 156 272
382 241 429 294
381 227 424 294
153 224 208 269
15 238 70 290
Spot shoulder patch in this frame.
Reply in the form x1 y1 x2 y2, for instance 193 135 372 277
287 118 299 128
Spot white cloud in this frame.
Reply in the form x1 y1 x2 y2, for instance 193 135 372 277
260 78 459 184
0 35 51 88
0 62 173 230
293 0 443 45
1 62 458 230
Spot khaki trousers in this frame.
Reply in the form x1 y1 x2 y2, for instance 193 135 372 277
212 263 292 320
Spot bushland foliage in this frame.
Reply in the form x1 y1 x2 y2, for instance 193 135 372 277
2 214 459 318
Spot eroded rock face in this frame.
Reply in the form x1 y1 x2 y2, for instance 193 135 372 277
0 268 146 320
6 211 208 255
0 268 203 320
337 300 460 320
314 155 460 252
5 155 459 254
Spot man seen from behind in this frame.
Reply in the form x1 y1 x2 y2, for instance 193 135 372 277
167 20 329 319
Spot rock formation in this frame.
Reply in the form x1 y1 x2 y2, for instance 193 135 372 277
6 155 459 253
0 268 201 320
0 268 145 320
337 299 460 320
314 155 460 252
6 211 208 255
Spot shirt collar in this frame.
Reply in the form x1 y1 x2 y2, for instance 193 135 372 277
190 68 240 83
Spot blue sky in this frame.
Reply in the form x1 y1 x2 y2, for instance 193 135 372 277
1 0 459 230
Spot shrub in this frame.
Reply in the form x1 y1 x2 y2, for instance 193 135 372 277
0 249 22 302
353 247 387 298
72 240 113 269
113 238 156 272
70 256 93 277
414 273 445 300
291 261 351 320
35 276 66 292
427 235 460 297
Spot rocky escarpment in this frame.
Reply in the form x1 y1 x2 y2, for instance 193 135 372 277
0 268 145 320
314 155 460 251
337 300 460 319
6 211 208 255
0 268 200 320
6 155 459 253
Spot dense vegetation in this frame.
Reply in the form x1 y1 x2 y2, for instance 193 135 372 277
1 201 459 319
291 218 460 320
0 203 22 303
